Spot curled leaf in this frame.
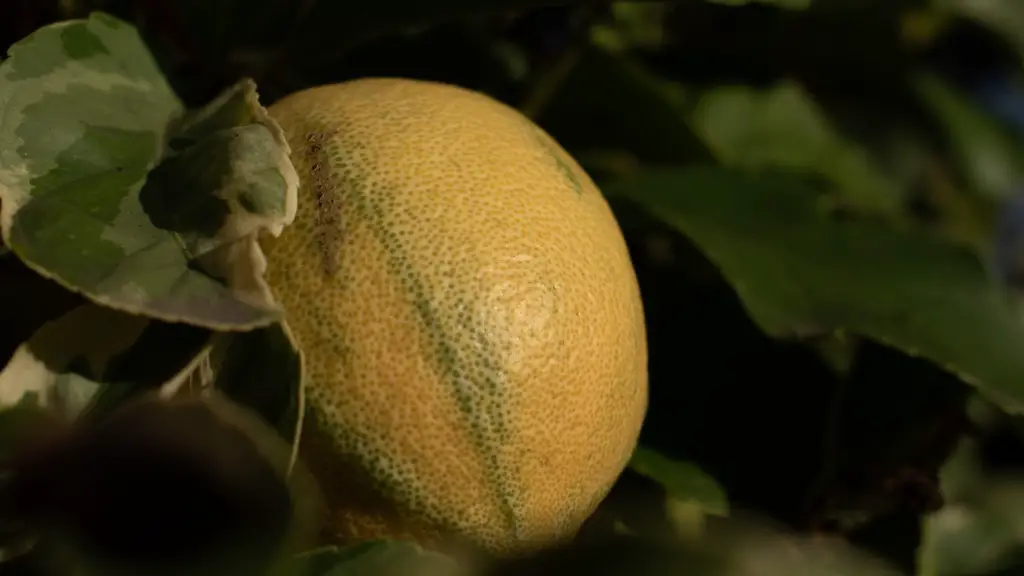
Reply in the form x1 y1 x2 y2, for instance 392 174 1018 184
142 78 299 311
0 13 296 330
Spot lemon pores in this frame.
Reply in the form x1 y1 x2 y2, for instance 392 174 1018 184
259 78 647 555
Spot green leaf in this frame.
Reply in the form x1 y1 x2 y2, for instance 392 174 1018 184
0 302 212 420
606 165 1024 413
917 439 1024 576
691 82 903 217
706 0 813 8
83 318 213 420
141 77 300 313
721 525 903 576
629 446 730 517
936 0 1024 63
589 3 673 52
912 72 1024 203
537 46 711 169
0 13 297 330
208 321 305 475
0 303 149 418
286 541 463 576
0 400 60 465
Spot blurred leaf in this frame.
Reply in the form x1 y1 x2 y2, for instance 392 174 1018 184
707 0 813 8
0 302 211 421
286 541 463 576
288 0 813 53
18 392 322 576
721 525 903 576
918 439 1024 576
208 321 305 475
590 3 672 52
629 446 730 517
492 523 898 576
692 83 903 216
606 165 1024 413
287 0 608 57
0 13 296 330
0 303 149 418
538 45 711 166
0 400 60 465
901 9 955 47
936 0 1024 62
913 72 1024 202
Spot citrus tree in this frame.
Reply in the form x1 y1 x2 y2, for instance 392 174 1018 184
2 1 1024 575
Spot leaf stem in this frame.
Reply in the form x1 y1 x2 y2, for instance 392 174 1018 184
804 356 850 529
519 5 605 120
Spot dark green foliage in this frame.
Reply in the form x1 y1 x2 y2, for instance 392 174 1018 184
4 1 1024 575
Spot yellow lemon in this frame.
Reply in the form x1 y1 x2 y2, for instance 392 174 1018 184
260 78 647 556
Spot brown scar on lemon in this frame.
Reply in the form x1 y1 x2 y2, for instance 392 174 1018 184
304 129 343 277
